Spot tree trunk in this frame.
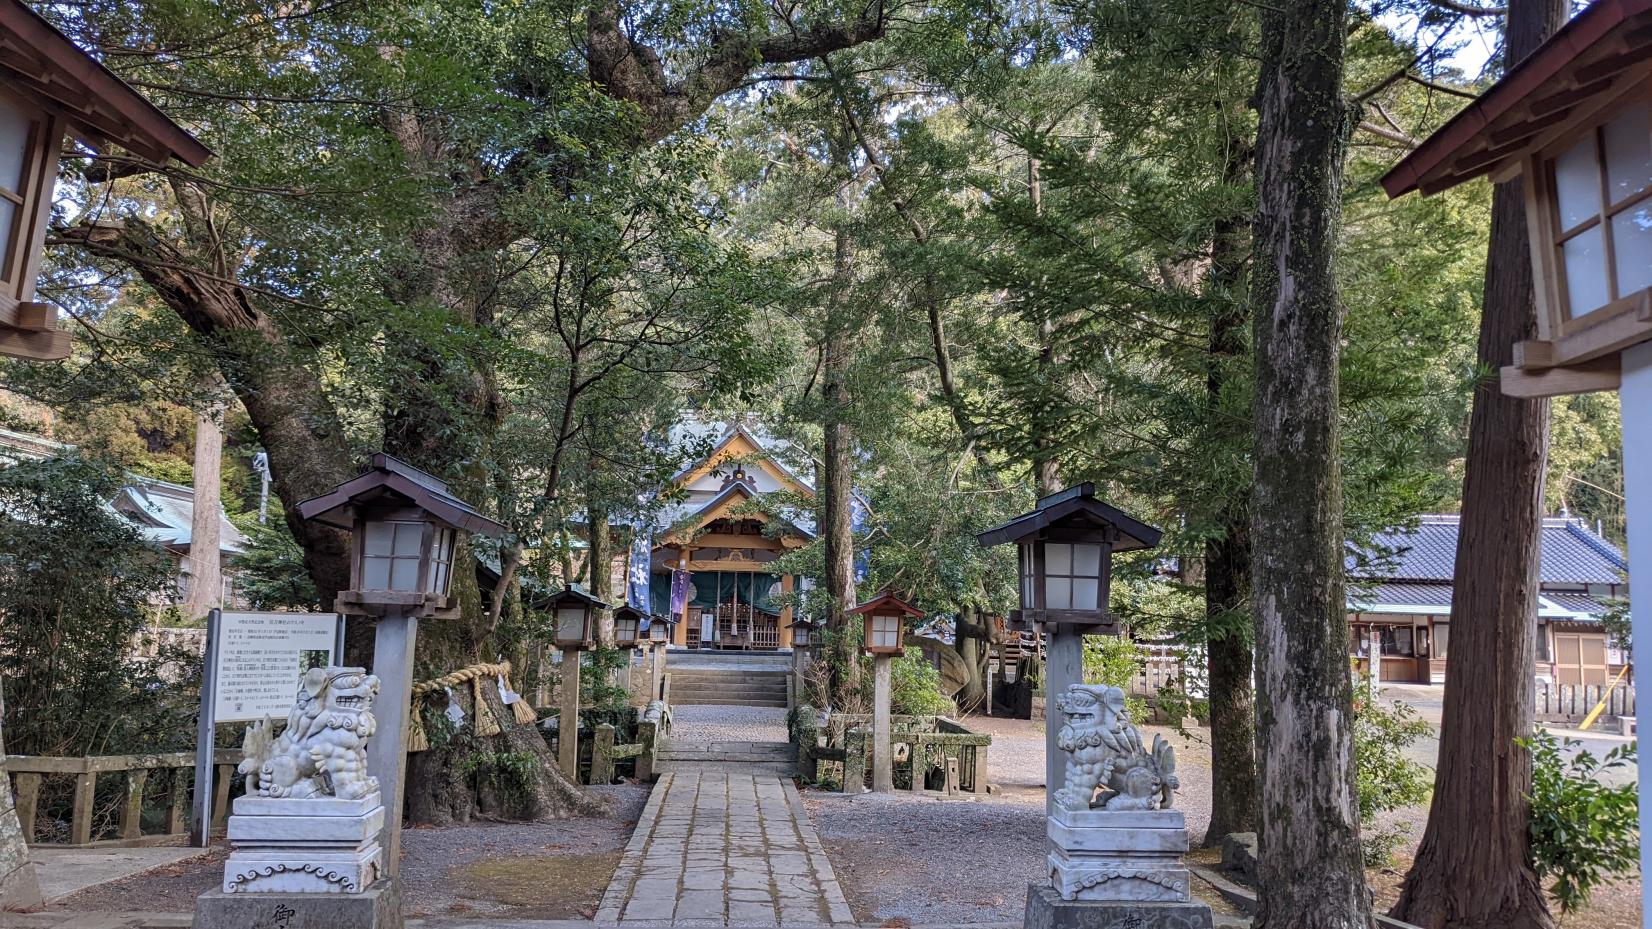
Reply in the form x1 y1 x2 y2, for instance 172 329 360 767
185 388 225 621
822 220 860 708
1249 0 1370 925
1388 5 1564 927
1202 130 1259 847
953 605 989 711
0 689 43 911
589 494 614 644
1203 517 1257 845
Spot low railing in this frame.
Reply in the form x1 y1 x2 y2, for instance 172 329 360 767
546 702 671 785
5 748 241 848
791 707 990 797
1536 681 1636 724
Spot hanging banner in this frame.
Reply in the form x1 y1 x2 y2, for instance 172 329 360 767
668 566 691 616
627 526 653 614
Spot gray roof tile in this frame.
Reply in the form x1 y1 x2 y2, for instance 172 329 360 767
1347 515 1626 585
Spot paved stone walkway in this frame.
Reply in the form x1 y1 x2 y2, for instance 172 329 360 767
596 771 853 927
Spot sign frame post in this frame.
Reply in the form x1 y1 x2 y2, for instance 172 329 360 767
191 608 222 847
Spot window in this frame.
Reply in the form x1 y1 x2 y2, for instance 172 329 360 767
1432 623 1449 659
1379 625 1415 657
362 519 423 591
1548 103 1652 319
1043 542 1103 611
869 614 902 650
0 94 40 288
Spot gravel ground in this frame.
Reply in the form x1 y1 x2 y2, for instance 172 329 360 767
668 704 791 743
54 783 648 920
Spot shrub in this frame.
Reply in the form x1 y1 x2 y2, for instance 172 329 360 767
1521 731 1639 913
1351 682 1434 865
1083 636 1148 721
0 456 196 756
890 648 954 716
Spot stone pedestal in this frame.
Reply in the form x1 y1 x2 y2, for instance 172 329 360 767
1047 809 1194 903
221 794 384 895
1025 883 1212 929
193 878 401 929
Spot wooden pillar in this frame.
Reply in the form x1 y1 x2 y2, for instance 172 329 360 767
1618 340 1652 920
872 654 893 793
673 548 693 646
650 642 666 702
368 612 418 877
559 648 583 778
778 575 795 647
591 724 615 786
1044 624 1084 815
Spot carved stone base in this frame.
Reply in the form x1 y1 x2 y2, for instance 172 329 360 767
1048 808 1192 903
221 793 384 894
193 878 401 929
1025 883 1213 929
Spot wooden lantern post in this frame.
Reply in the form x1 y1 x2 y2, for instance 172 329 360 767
786 617 820 708
547 586 604 778
977 484 1162 813
297 454 505 878
0 1 210 360
1380 4 1652 910
849 592 925 794
644 613 674 702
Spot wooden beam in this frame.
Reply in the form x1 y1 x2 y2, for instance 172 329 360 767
1514 339 1556 369
1500 357 1622 398
0 324 68 360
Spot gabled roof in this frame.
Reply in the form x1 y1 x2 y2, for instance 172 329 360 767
662 478 815 542
976 483 1163 551
1346 578 1621 620
847 591 925 618
1347 514 1627 585
669 417 815 497
297 453 506 537
0 0 210 166
114 475 246 556
1382 0 1652 197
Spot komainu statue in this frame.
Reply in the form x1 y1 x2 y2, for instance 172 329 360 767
1053 684 1179 812
239 666 381 800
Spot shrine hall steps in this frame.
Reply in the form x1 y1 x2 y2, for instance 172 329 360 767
668 668 790 707
655 740 798 776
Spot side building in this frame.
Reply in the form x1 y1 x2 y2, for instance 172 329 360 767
1346 514 1628 686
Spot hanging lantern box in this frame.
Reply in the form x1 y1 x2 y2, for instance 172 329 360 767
548 585 607 651
612 604 650 648
976 482 1162 633
298 453 506 620
848 591 924 657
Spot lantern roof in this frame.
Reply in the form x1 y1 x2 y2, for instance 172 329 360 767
296 453 507 538
785 615 821 630
975 483 1162 551
544 584 609 611
0 0 211 166
613 603 653 623
1382 0 1652 198
846 591 925 618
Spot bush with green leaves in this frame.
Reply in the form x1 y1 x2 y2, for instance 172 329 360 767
1084 636 1148 722
581 644 632 710
1521 731 1639 914
233 521 321 612
0 455 197 756
889 648 955 716
1352 682 1435 865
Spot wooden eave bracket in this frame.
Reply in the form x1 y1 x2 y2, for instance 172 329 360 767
1501 356 1622 397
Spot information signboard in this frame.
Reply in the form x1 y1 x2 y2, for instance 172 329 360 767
212 611 342 724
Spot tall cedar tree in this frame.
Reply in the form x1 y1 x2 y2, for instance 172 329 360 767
1249 0 1371 926
1389 0 1567 925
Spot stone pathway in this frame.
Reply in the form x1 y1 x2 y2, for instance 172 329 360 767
596 771 853 927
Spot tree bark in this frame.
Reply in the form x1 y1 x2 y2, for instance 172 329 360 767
1388 4 1564 927
1249 0 1370 924
820 204 860 707
1202 129 1259 847
185 386 225 620
0 689 43 912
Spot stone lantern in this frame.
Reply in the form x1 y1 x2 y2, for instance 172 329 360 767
847 591 925 793
977 482 1161 808
642 613 674 703
295 455 504 880
0 0 210 361
543 585 607 774
612 604 647 649
1382 7 1652 915
784 616 820 709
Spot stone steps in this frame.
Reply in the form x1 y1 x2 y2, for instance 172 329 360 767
656 741 798 776
668 667 790 707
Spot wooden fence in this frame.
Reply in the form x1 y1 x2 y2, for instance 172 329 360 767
792 708 990 797
6 748 241 848
546 702 670 785
1535 681 1636 724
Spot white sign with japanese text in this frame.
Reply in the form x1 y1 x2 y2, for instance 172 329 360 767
211 612 341 724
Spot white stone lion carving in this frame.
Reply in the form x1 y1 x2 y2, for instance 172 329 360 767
1053 684 1179 812
238 666 380 800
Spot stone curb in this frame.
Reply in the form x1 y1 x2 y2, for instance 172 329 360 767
595 772 676 924
1186 863 1424 929
779 780 854 926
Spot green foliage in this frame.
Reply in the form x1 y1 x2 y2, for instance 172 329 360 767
1351 681 1435 864
456 749 541 810
1521 732 1640 913
1083 637 1148 722
890 648 955 717
0 456 196 756
234 522 321 611
580 645 631 711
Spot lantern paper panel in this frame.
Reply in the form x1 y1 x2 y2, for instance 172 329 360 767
427 527 456 595
363 519 425 591
615 615 639 646
556 606 590 645
869 614 902 651
1043 542 1103 611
